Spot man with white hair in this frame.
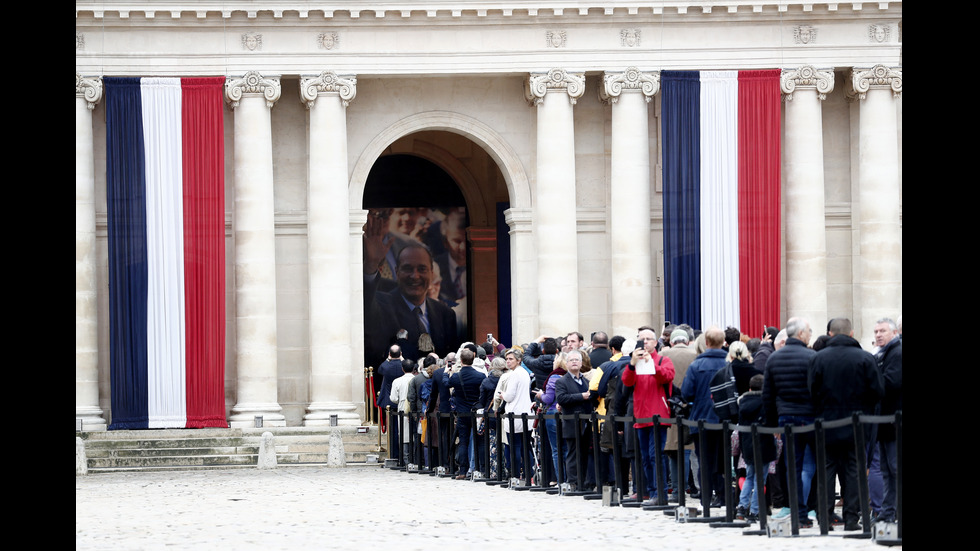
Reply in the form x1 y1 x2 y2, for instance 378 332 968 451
873 318 902 524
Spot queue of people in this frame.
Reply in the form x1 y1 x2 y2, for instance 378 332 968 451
376 316 902 534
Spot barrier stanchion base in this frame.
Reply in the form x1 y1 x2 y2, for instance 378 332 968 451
872 521 901 545
843 533 872 540
742 529 767 536
686 516 726 523
709 521 751 529
545 488 560 495
642 503 674 511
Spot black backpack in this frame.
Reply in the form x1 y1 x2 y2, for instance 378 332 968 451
710 361 739 422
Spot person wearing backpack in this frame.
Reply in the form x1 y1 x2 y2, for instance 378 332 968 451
682 326 728 509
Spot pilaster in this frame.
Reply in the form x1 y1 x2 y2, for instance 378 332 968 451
847 65 903 346
526 69 583 336
601 68 660 336
302 71 361 425
225 71 286 427
781 66 834 327
76 74 107 431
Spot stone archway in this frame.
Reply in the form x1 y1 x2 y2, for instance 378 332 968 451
349 112 534 368
348 111 531 212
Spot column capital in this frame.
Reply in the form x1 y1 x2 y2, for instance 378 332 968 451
600 68 660 105
781 66 835 101
225 71 281 108
525 69 586 106
847 65 902 100
75 74 103 109
300 71 357 109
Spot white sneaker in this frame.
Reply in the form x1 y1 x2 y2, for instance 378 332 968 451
774 507 792 519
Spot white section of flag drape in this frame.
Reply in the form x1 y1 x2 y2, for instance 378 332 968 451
699 71 741 330
141 78 187 428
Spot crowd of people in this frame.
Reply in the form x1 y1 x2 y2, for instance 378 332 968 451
374 315 902 533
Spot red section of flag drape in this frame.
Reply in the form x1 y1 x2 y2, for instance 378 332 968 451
181 78 226 427
737 70 781 336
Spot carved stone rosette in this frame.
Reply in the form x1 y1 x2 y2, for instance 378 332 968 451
225 71 282 108
525 69 586 105
300 72 357 108
76 74 103 109
600 68 660 105
781 65 835 101
848 64 902 99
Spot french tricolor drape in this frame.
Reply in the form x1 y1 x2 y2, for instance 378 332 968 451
661 70 781 335
105 77 226 429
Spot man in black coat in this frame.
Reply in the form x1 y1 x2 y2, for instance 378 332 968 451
808 317 884 531
377 345 404 459
873 317 902 524
448 348 486 479
555 349 598 491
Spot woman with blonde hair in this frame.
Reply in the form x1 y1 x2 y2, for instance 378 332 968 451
727 341 761 396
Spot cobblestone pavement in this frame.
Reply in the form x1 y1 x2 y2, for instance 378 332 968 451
76 466 898 550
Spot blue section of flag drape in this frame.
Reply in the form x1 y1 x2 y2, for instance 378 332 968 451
661 71 702 328
105 77 150 429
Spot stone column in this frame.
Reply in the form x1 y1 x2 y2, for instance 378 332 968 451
225 72 285 427
504 208 537 344
525 69 584 336
349 209 369 418
781 66 834 327
600 68 659 337
300 72 360 426
76 74 107 431
848 65 903 346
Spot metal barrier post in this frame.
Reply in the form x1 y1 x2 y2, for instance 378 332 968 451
623 413 644 507
783 423 801 535
852 412 872 538
895 410 902 540
585 411 603 499
813 418 829 535
554 411 566 494
518 413 532 490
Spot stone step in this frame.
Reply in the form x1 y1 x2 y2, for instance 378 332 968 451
78 426 387 472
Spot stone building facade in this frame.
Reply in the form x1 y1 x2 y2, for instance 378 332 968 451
76 1 902 428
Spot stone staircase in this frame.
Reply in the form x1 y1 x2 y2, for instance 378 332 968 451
77 426 386 473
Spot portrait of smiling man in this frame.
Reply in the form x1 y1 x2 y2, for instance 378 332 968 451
364 215 459 365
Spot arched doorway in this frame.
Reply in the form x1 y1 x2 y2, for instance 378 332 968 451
358 130 514 368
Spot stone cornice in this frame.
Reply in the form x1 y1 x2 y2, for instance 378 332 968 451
847 64 902 99
525 69 585 105
300 72 357 108
75 74 103 108
76 2 903 20
225 71 282 107
780 65 834 100
600 67 660 104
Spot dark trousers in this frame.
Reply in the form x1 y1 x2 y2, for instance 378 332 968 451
563 426 593 488
825 440 860 523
